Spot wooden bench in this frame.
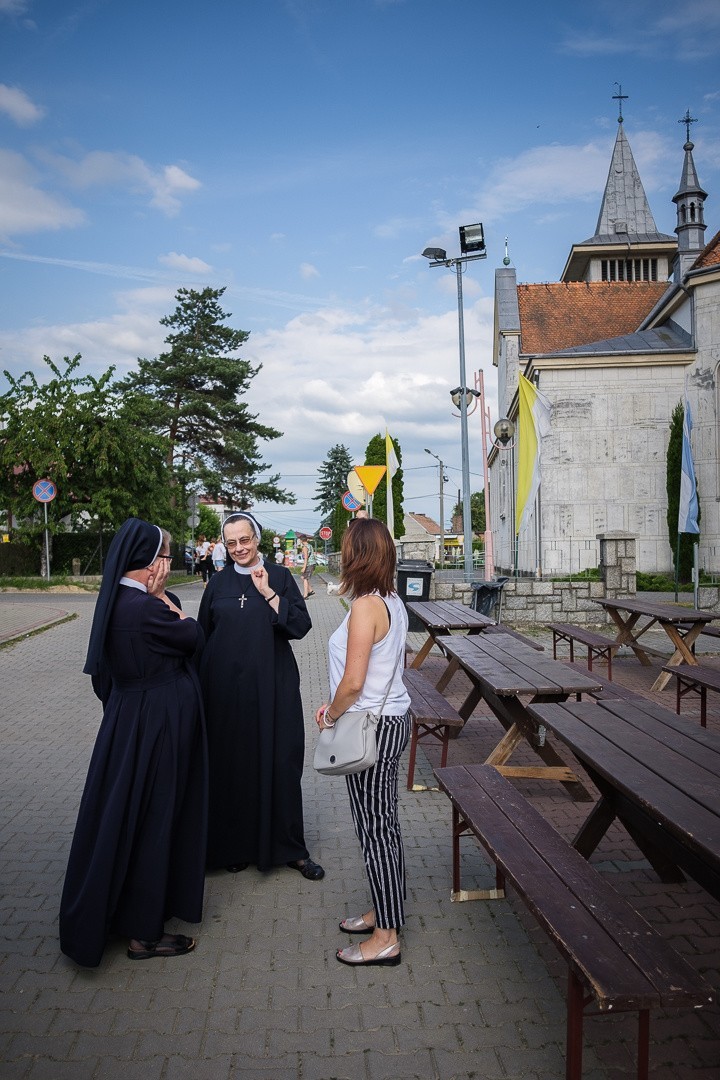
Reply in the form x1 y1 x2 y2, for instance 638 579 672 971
402 668 464 791
564 661 641 703
678 620 720 653
662 662 720 728
549 622 617 680
434 763 713 1080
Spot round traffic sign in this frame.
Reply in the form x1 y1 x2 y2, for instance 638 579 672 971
342 491 362 512
32 479 57 503
319 526 332 541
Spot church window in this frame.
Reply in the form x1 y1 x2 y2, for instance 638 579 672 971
601 258 657 282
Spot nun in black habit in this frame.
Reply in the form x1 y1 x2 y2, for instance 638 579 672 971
59 518 208 966
198 512 323 879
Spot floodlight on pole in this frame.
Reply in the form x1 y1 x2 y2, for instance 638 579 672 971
422 224 487 577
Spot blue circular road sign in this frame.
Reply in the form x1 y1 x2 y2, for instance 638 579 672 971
32 479 57 503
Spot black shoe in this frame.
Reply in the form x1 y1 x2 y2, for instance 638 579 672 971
226 863 249 873
286 858 325 881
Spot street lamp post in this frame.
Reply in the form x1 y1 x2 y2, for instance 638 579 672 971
423 224 487 578
492 418 517 574
424 448 446 568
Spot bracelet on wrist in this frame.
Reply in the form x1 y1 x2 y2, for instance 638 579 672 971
266 592 277 602
324 709 337 727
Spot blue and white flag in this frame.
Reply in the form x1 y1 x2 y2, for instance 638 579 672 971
678 394 699 534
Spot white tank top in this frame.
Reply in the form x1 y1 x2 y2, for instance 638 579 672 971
328 591 411 715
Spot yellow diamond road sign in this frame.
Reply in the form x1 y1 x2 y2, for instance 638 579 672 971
353 465 387 496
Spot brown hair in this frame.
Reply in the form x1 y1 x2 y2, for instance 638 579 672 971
340 518 396 598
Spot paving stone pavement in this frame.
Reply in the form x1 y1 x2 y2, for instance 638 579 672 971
0 583 718 1079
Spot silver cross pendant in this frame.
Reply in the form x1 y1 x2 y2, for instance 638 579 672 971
239 594 246 608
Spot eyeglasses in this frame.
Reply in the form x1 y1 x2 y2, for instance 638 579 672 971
225 537 256 550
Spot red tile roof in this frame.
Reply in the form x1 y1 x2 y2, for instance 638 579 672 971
408 513 441 535
692 228 720 270
517 282 668 355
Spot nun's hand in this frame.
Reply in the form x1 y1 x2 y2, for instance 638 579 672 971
251 564 273 599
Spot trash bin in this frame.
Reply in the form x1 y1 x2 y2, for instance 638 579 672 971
397 559 434 631
470 577 510 622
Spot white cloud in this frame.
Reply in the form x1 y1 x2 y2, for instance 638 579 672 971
0 84 44 125
37 149 201 216
0 150 84 238
558 1 720 61
158 251 213 273
300 261 319 279
0 289 498 532
0 0 30 14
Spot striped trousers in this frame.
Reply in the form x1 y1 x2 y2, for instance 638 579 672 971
345 713 410 930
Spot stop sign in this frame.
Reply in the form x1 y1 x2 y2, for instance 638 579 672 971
319 526 332 540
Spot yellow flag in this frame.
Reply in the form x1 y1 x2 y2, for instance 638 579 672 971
515 374 551 535
385 432 399 538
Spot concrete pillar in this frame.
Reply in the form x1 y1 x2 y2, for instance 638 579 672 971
597 531 636 597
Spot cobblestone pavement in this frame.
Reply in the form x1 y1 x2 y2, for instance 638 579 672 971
0 583 718 1079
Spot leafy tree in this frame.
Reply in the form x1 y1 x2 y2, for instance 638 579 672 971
198 504 221 540
666 402 699 583
118 286 294 509
0 355 174 541
452 491 486 535
314 444 353 521
363 434 404 537
331 502 353 546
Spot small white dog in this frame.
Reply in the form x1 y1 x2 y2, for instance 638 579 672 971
326 582 340 595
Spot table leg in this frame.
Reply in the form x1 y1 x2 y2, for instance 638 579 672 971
436 656 461 694
605 609 655 666
481 689 592 800
410 633 436 670
650 622 703 692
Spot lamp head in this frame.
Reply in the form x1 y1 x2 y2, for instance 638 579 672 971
459 222 485 255
422 247 447 262
494 417 515 445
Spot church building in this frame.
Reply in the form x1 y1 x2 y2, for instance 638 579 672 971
489 103 719 577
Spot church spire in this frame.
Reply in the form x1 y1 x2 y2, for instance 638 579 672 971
594 119 659 240
672 109 708 281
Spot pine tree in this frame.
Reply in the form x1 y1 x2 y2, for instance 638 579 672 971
314 444 353 520
363 433 404 537
119 286 294 509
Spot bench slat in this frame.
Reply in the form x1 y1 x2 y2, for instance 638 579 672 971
403 668 464 726
435 764 711 1011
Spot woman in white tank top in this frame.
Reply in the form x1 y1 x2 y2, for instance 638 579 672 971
315 518 410 968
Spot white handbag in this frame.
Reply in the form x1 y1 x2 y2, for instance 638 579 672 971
313 652 401 776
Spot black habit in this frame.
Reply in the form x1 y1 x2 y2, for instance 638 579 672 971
60 585 207 967
198 560 312 871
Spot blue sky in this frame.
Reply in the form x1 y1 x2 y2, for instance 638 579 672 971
1 0 719 535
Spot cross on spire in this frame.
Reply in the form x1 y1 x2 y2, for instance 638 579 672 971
679 108 698 144
612 82 628 123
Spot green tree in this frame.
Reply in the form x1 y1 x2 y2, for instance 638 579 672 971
198 504 221 540
331 501 353 546
452 491 486 535
0 355 174 541
119 286 294 510
363 434 404 537
314 444 353 521
666 402 699 583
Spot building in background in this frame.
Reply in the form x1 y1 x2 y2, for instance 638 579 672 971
489 109 718 576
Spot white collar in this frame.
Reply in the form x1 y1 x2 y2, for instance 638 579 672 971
233 557 263 576
119 576 147 593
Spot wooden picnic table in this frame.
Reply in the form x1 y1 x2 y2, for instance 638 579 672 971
594 596 716 692
440 632 602 798
406 600 494 677
529 696 720 902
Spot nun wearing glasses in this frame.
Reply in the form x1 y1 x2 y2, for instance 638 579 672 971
59 518 208 967
198 512 324 881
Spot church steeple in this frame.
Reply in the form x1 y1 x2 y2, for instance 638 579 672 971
594 121 660 241
672 109 708 282
561 90 676 283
